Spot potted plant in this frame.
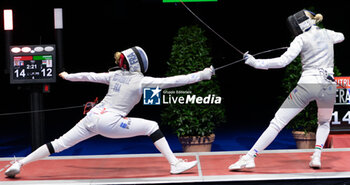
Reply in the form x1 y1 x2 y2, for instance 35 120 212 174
161 25 225 152
280 56 341 149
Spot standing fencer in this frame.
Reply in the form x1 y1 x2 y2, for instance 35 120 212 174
229 10 344 170
5 46 214 177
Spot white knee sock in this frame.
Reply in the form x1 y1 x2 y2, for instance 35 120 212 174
19 145 51 166
247 124 280 159
314 122 330 157
154 137 178 165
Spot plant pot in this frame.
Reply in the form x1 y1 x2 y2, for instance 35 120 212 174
292 131 316 149
179 134 215 152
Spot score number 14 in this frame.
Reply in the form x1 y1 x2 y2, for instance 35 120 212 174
14 68 53 78
332 111 350 124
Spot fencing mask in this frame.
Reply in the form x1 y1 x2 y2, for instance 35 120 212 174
287 10 315 37
121 46 149 73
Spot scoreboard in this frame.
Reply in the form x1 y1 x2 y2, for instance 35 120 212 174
9 45 56 84
331 77 350 131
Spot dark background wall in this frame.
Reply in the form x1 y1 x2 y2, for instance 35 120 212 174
0 0 349 152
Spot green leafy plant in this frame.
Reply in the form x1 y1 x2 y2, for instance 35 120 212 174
161 25 225 137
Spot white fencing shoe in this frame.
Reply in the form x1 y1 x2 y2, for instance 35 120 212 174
170 159 197 174
5 161 22 178
309 155 321 169
228 155 255 170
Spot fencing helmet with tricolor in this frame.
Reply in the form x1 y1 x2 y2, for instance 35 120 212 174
120 46 149 73
287 9 318 37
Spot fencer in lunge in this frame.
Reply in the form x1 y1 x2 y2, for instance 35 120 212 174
229 10 344 170
5 46 214 177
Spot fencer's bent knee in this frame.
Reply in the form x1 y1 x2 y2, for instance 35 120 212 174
318 116 331 125
150 129 164 143
146 120 160 136
51 138 72 153
46 142 55 154
318 120 330 128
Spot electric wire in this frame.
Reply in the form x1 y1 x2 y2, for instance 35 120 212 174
0 105 85 117
179 0 244 55
214 46 289 71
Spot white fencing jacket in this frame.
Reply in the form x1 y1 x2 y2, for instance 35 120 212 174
64 70 202 117
251 26 344 77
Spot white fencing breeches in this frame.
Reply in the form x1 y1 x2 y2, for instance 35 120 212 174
51 111 159 153
248 75 336 156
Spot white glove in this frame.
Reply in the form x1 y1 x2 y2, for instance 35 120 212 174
243 52 256 67
199 65 215 80
243 52 268 70
59 71 69 79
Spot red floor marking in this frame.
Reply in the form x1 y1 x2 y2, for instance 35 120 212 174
0 156 198 181
1 151 350 182
200 151 350 176
327 134 350 148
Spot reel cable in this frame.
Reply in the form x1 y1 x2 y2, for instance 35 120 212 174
179 0 244 55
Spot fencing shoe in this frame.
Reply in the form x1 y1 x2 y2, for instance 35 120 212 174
228 155 255 170
309 155 321 169
5 161 22 178
170 159 197 174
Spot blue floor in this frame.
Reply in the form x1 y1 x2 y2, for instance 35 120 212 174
0 124 296 157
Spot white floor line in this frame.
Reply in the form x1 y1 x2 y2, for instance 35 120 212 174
195 153 203 178
1 148 349 161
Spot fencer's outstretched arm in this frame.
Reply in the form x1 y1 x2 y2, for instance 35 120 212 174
59 71 112 85
245 37 303 70
245 29 344 70
141 66 214 89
